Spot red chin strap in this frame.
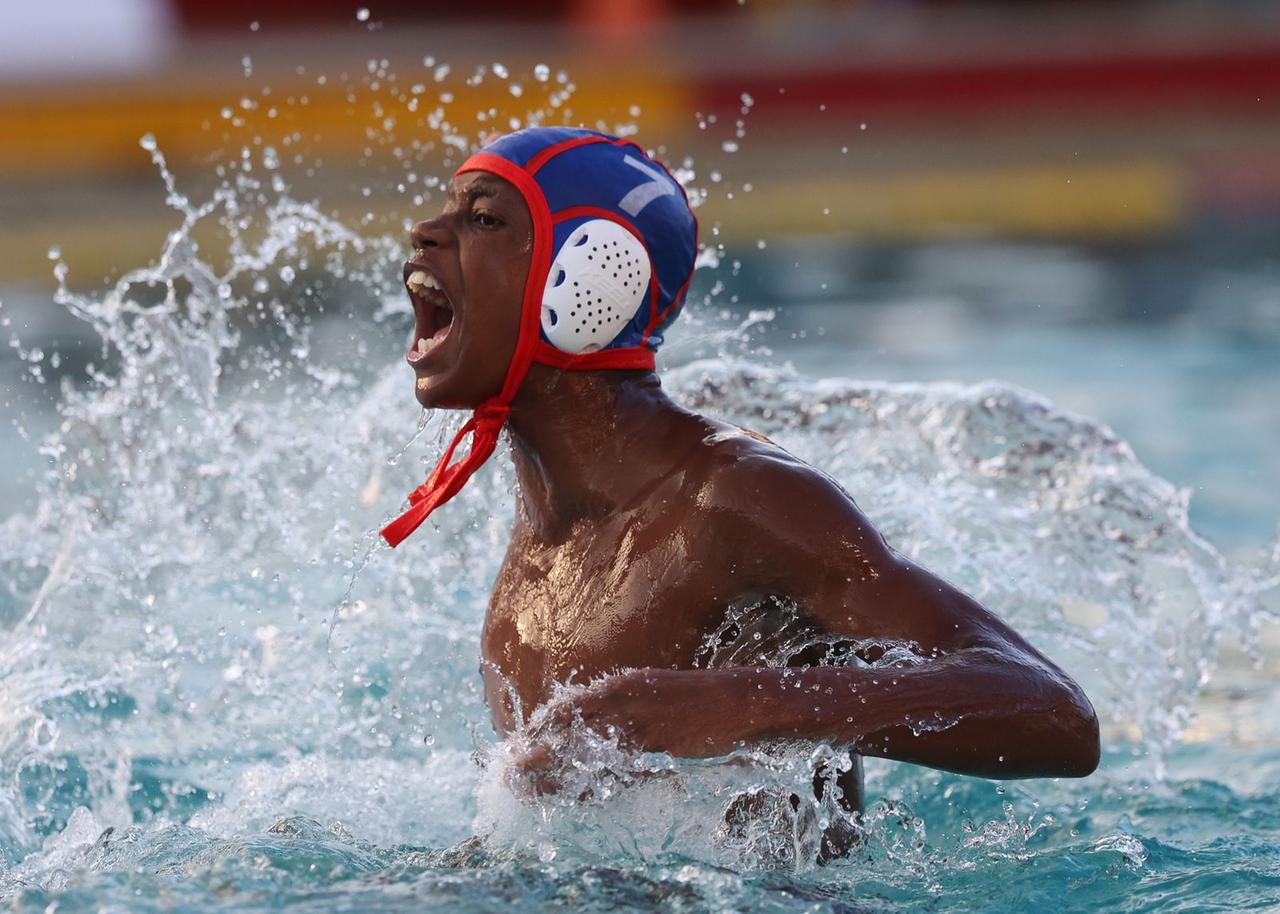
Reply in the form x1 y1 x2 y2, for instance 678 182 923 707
379 401 512 546
380 152 656 548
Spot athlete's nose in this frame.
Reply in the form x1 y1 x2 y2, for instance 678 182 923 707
410 217 450 249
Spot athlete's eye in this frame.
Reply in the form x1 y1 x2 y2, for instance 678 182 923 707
474 210 503 229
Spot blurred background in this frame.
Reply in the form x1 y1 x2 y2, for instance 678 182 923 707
2 0 1278 557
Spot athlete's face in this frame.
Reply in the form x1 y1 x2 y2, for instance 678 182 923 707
402 171 533 408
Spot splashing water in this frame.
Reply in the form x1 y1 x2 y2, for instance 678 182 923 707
2 62 1280 914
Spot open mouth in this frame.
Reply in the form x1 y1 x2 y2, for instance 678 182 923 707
403 262 456 367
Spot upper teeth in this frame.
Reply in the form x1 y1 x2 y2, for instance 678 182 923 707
407 270 441 294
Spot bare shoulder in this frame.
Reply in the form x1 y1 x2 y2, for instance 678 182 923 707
688 418 899 577
676 414 1038 654
685 418 990 649
694 419 866 522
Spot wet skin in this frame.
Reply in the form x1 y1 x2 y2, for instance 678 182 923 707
404 172 1101 812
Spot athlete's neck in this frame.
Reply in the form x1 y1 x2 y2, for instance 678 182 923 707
505 365 685 541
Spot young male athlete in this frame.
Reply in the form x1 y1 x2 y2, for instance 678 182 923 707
385 127 1099 817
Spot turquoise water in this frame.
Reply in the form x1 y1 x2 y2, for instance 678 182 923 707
2 79 1280 912
2 743 1278 912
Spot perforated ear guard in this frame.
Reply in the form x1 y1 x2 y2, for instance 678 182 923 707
540 219 651 355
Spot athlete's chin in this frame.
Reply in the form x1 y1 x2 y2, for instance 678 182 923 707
412 369 488 410
412 372 454 409
412 376 437 408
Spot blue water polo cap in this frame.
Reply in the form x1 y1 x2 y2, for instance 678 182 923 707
457 127 699 371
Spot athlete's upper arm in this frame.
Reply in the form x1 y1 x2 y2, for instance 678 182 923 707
705 444 1028 657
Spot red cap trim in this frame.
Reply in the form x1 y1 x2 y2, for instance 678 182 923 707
533 342 656 371
525 134 646 176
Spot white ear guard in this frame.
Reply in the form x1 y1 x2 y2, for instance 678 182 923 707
540 219 651 354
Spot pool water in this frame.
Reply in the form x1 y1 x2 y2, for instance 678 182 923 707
2 96 1279 913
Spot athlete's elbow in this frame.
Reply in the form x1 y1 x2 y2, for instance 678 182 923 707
1049 684 1100 777
998 650 1100 777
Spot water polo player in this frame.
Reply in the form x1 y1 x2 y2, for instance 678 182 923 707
388 127 1099 824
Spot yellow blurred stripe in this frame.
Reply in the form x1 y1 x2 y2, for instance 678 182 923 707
712 160 1186 239
0 158 1186 284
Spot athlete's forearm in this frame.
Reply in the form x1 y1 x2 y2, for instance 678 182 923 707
762 648 1098 777
587 651 1098 778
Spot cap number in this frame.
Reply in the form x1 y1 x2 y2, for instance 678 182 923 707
618 155 678 217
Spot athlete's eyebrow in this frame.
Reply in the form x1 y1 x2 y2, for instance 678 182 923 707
447 179 501 204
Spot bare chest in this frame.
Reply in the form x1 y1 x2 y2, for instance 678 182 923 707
481 516 725 730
